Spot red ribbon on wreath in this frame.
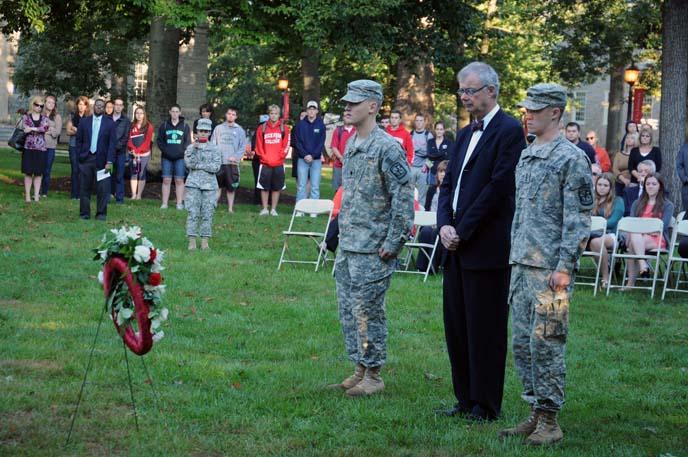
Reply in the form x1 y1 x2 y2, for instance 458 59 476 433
102 256 153 356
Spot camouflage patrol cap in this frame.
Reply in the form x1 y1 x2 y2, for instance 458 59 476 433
517 83 567 110
197 118 212 131
341 79 383 103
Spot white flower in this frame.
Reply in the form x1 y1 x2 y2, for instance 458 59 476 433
98 270 104 285
159 308 169 322
141 237 153 248
133 245 151 263
126 226 142 240
152 330 165 342
113 228 130 244
154 249 165 264
151 263 164 273
98 249 108 260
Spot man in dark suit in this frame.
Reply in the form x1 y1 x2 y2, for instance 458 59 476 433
436 62 527 421
76 99 116 220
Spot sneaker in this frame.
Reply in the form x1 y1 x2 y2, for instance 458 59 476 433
295 211 304 217
270 209 279 216
160 204 168 209
176 203 185 210
259 208 269 216
310 213 317 218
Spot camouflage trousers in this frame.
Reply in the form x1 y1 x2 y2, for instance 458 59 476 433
185 186 217 238
509 264 570 412
335 250 396 368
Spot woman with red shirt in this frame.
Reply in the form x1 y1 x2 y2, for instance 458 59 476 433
624 172 674 288
127 105 154 200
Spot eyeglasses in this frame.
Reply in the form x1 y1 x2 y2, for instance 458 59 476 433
457 85 488 96
34 103 44 108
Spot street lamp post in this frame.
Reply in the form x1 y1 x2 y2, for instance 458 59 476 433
624 63 641 123
278 77 289 121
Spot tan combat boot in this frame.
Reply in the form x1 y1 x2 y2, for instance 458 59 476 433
327 364 365 390
345 367 384 397
499 408 541 439
525 410 563 446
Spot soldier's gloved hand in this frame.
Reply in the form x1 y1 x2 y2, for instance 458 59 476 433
440 225 460 251
378 247 397 260
549 271 571 292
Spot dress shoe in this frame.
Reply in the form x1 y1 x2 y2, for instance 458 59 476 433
80 215 90 220
467 404 497 422
95 215 106 221
435 403 471 417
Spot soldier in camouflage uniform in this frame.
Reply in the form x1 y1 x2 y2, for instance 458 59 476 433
329 80 415 397
184 118 222 251
500 84 593 445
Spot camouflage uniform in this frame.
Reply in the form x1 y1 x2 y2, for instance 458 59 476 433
184 141 222 237
509 133 593 412
336 124 415 368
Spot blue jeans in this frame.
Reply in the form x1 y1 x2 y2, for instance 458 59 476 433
113 152 127 202
296 158 322 201
69 145 80 199
40 148 56 195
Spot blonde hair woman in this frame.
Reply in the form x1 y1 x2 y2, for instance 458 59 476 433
40 94 63 197
21 96 50 202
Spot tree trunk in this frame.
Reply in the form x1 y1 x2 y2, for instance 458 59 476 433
177 21 210 121
111 75 127 104
395 59 435 127
146 16 180 130
301 46 320 110
605 65 625 156
659 0 688 208
480 0 499 55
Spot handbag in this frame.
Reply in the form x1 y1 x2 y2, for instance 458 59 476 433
8 119 26 151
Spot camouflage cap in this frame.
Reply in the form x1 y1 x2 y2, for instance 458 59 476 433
197 118 213 131
517 83 567 110
340 79 383 103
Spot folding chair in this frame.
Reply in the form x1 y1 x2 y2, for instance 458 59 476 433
662 219 688 299
576 216 607 296
277 199 334 271
396 211 439 282
606 217 664 298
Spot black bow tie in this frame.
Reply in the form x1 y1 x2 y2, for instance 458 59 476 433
471 120 484 132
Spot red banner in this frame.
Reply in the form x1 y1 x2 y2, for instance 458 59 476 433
632 88 645 123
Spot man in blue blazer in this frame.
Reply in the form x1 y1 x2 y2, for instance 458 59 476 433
76 99 116 220
436 62 527 421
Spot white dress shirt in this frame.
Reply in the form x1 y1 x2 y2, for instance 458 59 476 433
452 104 501 212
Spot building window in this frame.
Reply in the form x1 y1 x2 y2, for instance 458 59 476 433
570 91 586 123
134 63 148 104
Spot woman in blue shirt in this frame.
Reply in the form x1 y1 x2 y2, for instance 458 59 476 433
588 172 625 288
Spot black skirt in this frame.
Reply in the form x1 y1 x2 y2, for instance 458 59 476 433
21 148 47 175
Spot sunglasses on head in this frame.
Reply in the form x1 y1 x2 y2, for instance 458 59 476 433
34 103 44 108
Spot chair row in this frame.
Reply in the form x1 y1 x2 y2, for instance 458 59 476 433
579 212 688 299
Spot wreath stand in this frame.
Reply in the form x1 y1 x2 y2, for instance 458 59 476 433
65 257 167 446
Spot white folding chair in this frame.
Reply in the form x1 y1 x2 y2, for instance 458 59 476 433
662 219 688 299
396 211 439 282
606 217 664 297
577 216 607 296
277 199 334 271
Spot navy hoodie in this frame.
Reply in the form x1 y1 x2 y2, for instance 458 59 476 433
294 116 326 160
157 117 191 160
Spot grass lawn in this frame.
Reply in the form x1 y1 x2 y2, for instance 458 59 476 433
0 149 686 456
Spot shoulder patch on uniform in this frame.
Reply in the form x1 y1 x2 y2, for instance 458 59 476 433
389 162 408 180
578 186 593 206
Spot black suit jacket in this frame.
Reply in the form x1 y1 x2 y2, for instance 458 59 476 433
76 115 117 169
437 109 526 270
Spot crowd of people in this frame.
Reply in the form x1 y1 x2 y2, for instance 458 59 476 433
10 58 688 448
